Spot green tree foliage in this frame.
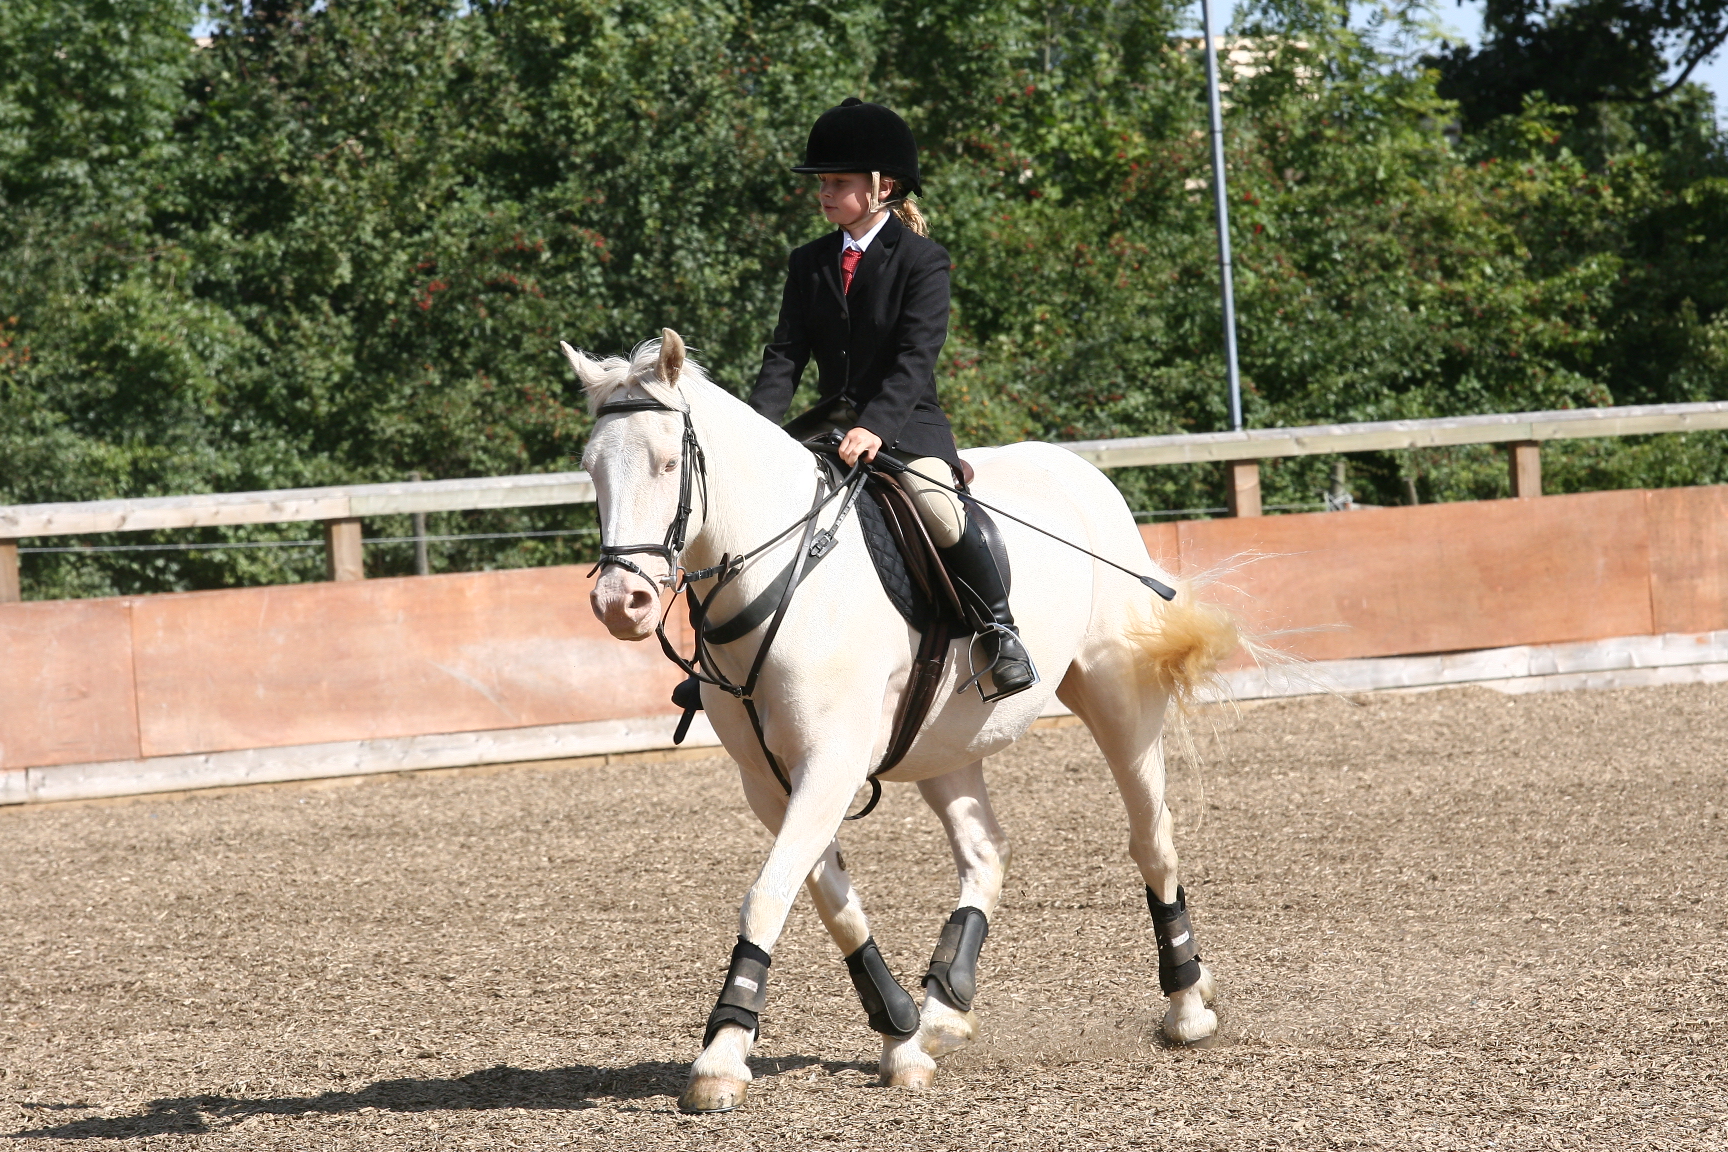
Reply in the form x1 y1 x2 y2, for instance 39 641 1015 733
1430 0 1728 125
916 0 1728 512
0 0 1724 598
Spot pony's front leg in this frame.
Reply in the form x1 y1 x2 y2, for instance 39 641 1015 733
879 761 1011 1090
679 755 867 1114
705 764 901 1039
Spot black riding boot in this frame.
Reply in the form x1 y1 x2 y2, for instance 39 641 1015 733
940 517 1038 700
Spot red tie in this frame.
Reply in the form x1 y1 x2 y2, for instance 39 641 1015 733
841 246 863 294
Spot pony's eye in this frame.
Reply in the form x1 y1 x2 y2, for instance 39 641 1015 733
663 458 679 473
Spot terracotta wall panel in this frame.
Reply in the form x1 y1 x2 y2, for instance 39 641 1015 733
1649 486 1728 634
1174 491 1655 662
0 600 140 769
5 485 1718 773
132 566 684 758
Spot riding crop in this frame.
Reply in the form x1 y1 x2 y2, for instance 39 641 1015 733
865 454 1179 601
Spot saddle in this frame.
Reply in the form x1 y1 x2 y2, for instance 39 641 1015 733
819 453 1014 790
850 464 1009 635
787 396 1003 631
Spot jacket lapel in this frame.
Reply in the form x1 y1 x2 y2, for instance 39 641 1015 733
847 212 901 312
817 231 847 311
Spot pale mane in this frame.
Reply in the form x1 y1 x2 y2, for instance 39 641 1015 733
562 336 714 415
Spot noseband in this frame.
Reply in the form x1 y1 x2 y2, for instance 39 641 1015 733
590 396 707 587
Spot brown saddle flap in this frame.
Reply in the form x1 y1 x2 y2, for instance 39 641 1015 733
866 475 966 629
860 474 960 789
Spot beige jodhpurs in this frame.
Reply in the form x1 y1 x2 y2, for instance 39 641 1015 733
887 451 966 549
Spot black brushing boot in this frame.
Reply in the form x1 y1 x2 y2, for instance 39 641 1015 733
940 517 1038 700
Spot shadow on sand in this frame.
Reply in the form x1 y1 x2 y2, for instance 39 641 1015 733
8 1056 874 1139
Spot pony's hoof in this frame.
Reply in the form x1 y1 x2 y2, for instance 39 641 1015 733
879 1036 937 1089
920 1006 979 1059
1161 1003 1218 1045
678 1076 748 1114
884 1065 934 1090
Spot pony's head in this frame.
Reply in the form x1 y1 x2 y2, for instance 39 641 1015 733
568 328 704 640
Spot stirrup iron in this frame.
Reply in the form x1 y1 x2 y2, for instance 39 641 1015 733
956 623 1040 703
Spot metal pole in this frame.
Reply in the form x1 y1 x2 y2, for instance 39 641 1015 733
409 471 430 576
1200 0 1244 432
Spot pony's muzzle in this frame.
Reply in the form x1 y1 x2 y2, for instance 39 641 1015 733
591 569 660 640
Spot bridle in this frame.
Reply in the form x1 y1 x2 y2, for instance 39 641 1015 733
589 396 708 588
589 391 870 800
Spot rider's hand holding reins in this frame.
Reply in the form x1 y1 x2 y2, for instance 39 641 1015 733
837 426 882 466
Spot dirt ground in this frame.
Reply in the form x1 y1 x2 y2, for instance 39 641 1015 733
2 683 1724 1151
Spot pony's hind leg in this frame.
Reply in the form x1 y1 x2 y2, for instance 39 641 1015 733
1057 662 1219 1045
879 761 1010 1089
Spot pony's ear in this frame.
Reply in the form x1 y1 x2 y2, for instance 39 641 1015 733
659 328 686 386
560 340 614 397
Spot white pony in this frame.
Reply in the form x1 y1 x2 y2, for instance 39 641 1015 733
570 330 1238 1113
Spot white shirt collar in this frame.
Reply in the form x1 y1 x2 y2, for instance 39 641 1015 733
841 212 891 253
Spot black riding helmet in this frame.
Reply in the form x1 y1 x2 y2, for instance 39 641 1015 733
791 97 922 196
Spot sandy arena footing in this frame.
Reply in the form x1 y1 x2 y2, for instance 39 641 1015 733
2 682 1724 1149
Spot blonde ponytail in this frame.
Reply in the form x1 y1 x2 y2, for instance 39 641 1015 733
894 196 929 237
869 171 930 238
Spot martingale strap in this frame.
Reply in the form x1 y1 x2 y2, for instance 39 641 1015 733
732 485 827 793
648 458 865 794
595 398 947 812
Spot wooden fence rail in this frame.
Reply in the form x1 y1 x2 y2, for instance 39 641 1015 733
3 400 1725 600
1064 400 1728 517
1060 400 1728 467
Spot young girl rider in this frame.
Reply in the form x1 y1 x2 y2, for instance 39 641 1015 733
747 98 1037 699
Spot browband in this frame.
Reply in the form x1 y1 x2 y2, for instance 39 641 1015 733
596 397 682 415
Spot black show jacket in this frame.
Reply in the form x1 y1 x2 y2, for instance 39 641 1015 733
748 212 960 469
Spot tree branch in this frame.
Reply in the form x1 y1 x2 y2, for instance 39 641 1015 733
1632 24 1728 101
